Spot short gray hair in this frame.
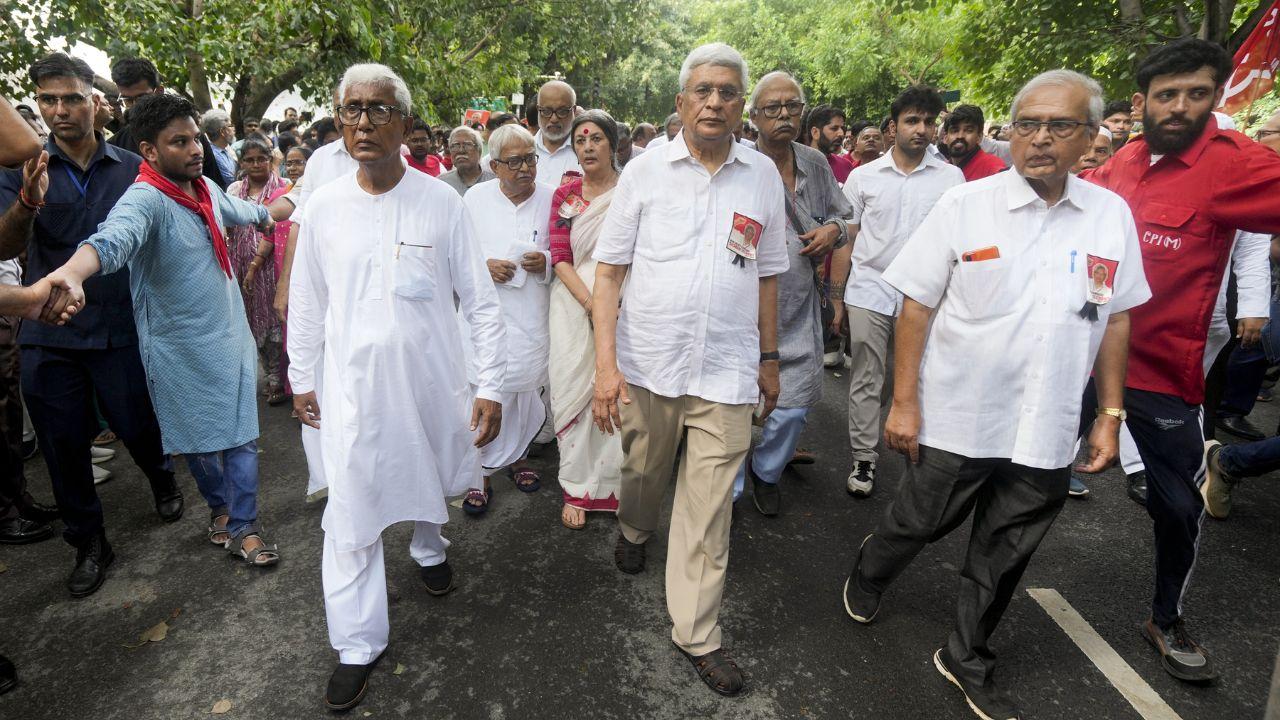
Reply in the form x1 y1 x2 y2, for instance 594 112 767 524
200 109 231 135
1010 69 1104 127
537 79 577 106
678 43 749 93
748 71 806 112
449 125 483 149
487 123 535 163
338 63 412 114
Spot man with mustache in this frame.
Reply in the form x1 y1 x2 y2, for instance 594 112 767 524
942 104 1007 181
533 80 582 185
837 85 963 499
806 104 853 183
1102 99 1135 149
1082 37 1280 684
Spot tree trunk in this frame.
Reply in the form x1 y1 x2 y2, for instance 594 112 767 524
184 0 213 111
230 64 308 131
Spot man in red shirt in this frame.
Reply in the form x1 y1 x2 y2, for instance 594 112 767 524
807 104 853 183
404 118 442 176
942 104 1006 181
1082 38 1280 684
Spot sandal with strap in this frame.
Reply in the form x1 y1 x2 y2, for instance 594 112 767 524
509 467 541 493
207 514 231 547
227 533 280 567
561 503 586 531
462 488 490 516
676 644 746 697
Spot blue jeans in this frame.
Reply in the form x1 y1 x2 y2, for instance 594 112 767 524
185 440 260 539
1219 437 1280 479
733 406 809 501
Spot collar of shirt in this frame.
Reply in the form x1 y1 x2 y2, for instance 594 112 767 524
46 132 124 172
870 147 947 177
662 130 756 170
535 131 573 157
1003 167 1087 213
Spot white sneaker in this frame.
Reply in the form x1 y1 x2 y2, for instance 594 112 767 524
90 446 116 464
92 464 113 485
847 461 875 497
823 350 842 368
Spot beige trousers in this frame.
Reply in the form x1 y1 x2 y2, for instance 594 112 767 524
618 384 752 655
845 304 895 463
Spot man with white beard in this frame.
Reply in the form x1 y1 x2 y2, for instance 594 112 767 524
287 63 506 712
533 80 583 185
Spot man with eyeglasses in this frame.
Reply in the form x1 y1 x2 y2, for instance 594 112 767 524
733 71 852 516
1080 39 1280 684
1255 108 1280 152
0 53 183 592
843 70 1149 720
108 57 227 190
286 63 504 711
835 85 963 500
532 80 582 185
592 42 787 697
439 126 494 195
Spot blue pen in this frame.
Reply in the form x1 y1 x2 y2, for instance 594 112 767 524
1069 250 1077 273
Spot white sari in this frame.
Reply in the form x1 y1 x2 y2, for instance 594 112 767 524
548 188 622 511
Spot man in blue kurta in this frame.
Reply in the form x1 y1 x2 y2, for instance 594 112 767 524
46 92 282 567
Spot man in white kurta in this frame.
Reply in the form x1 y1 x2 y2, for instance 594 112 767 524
460 174 554 480
286 64 506 711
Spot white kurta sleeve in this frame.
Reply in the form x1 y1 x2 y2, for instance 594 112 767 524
842 172 866 225
286 207 328 395
756 168 789 277
451 202 507 402
1232 230 1271 319
593 165 641 266
1110 203 1153 314
881 193 959 309
535 221 554 286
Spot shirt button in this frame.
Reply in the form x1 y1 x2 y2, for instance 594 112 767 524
1036 334 1044 342
1040 297 1047 304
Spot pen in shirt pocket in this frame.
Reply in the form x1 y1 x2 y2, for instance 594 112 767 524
1069 250 1077 273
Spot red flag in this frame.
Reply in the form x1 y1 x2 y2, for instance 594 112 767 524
1219 0 1280 114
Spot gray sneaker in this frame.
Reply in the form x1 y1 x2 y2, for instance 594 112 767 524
847 461 875 497
1202 440 1236 520
1141 617 1218 683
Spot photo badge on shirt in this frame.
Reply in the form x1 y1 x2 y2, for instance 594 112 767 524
1079 253 1118 320
727 212 763 266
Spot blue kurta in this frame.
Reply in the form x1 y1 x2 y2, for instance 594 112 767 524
81 177 267 454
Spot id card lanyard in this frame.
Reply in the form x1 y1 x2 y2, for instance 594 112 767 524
63 163 98 203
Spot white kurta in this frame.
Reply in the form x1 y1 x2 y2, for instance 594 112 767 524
288 169 506 552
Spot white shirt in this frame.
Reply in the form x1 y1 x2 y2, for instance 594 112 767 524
883 170 1151 469
534 131 582 186
842 150 964 315
286 138 360 217
460 179 555 392
594 132 789 406
287 169 507 549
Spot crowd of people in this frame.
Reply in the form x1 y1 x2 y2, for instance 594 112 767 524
1 35 1279 720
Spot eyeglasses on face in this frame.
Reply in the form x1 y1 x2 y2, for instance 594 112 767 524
336 104 404 126
538 106 573 119
494 153 538 170
684 84 742 103
36 93 89 109
1256 129 1280 140
447 142 479 152
756 100 805 119
1010 119 1089 139
284 160 307 167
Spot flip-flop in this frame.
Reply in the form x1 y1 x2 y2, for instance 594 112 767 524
93 429 118 446
462 488 491 516
510 468 541 493
561 504 586 530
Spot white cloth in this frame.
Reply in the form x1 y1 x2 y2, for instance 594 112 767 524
323 522 449 663
842 149 964 316
594 132 789 406
0 258 21 287
980 137 1014 165
477 388 545 476
458 179 554 392
288 169 506 551
883 169 1151 469
534 131 582 185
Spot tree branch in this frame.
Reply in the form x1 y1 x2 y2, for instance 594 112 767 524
184 0 213 111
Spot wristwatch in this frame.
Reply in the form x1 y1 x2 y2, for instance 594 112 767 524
760 351 780 363
1096 407 1127 421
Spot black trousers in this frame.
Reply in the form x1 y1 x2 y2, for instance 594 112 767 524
857 445 1069 686
20 344 174 547
1080 381 1204 629
0 325 31 521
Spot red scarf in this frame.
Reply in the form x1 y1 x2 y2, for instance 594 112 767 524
136 162 233 278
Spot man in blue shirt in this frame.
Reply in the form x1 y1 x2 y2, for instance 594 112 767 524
201 109 237 186
0 52 182 599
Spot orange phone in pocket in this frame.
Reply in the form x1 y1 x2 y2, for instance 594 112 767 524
961 246 1001 262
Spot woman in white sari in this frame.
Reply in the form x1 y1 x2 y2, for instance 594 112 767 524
547 110 623 530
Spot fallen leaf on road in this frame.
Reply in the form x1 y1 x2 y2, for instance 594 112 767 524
212 699 232 714
393 663 405 675
0 562 7 573
169 607 183 620
142 620 169 642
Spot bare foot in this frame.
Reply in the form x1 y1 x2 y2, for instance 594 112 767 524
561 504 586 530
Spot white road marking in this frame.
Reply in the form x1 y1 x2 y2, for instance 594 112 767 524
1027 588 1184 720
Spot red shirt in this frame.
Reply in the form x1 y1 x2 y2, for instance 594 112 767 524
439 153 452 171
406 154 442 177
1084 118 1280 403
956 148 1006 182
827 153 854 184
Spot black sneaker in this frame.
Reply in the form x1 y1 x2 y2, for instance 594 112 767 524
846 461 875 497
1126 471 1148 506
324 652 383 711
1141 618 1218 683
842 534 881 623
934 648 1020 720
751 471 780 517
420 560 455 596
614 533 646 574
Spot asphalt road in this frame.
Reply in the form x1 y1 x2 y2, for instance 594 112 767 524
1 368 1277 720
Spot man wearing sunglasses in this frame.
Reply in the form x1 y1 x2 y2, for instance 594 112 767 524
533 80 582 185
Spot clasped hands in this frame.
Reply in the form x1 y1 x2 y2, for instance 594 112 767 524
18 273 84 326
